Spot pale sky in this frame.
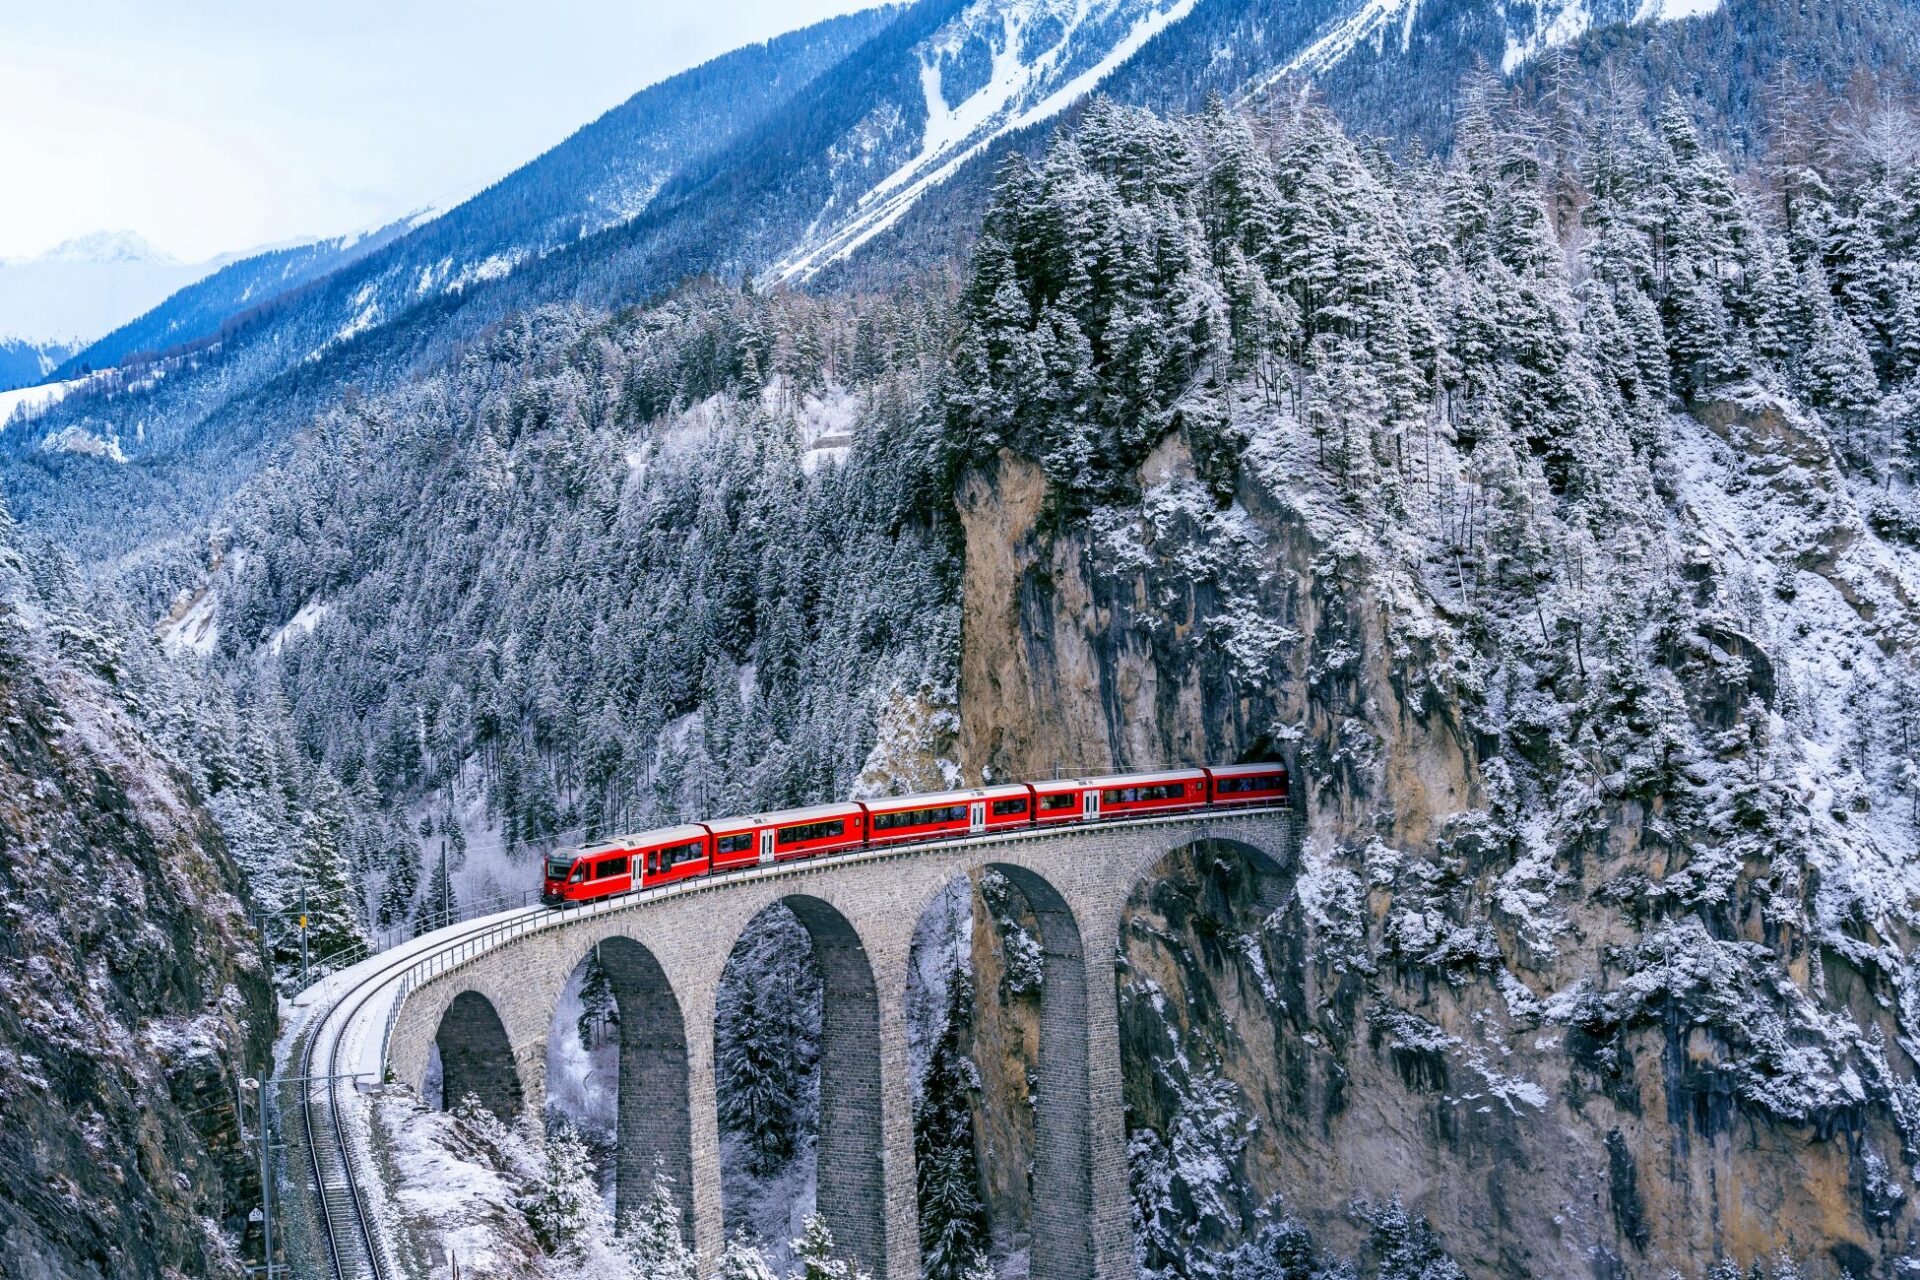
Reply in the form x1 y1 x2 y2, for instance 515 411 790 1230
0 1 879 263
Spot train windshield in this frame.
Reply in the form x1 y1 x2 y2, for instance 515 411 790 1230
546 857 574 880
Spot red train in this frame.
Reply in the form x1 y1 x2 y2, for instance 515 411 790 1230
541 763 1287 907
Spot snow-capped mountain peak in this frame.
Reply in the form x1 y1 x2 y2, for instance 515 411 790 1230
28 229 179 267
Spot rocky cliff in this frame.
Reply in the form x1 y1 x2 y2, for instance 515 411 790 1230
952 395 1920 1278
0 505 276 1280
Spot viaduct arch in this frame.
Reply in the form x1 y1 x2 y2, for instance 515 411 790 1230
390 809 1292 1280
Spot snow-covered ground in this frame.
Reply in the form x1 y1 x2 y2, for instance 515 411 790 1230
0 372 91 430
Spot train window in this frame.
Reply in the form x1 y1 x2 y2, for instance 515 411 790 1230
716 834 752 855
1039 793 1078 812
777 819 846 845
874 805 968 831
990 797 1029 816
662 841 704 867
547 857 574 879
594 856 629 880
1218 774 1282 794
1102 783 1186 805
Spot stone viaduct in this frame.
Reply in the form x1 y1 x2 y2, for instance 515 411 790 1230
384 809 1294 1280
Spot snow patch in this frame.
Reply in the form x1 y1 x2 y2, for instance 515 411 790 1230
266 597 332 656
0 373 92 430
158 586 219 659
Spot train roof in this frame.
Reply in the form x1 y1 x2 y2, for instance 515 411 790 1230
1208 761 1287 776
863 783 1031 810
706 802 864 833
578 823 708 854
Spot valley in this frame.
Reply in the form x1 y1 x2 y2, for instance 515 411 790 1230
6 0 1920 1277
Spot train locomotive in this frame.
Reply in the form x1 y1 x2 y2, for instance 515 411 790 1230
541 763 1287 907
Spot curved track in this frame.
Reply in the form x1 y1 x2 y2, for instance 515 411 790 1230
292 906 544 1280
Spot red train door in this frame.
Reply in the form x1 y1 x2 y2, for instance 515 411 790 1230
969 802 985 835
758 829 774 865
1083 790 1099 821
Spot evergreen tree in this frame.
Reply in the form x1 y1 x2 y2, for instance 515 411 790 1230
790 1214 870 1280
416 843 459 935
915 968 989 1280
617 1157 698 1280
374 821 421 931
714 1232 779 1280
1225 1205 1326 1280
579 949 618 1050
288 779 367 972
522 1122 606 1260
717 964 802 1174
1802 270 1882 430
1358 1197 1465 1280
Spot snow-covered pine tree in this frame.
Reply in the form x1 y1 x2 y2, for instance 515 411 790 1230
579 949 618 1050
790 1214 870 1280
415 842 459 935
717 962 802 1174
1357 1197 1465 1280
1223 1204 1336 1280
289 777 367 972
714 1231 779 1280
521 1121 607 1260
914 966 988 1280
617 1156 698 1280
0 486 29 666
1801 264 1883 438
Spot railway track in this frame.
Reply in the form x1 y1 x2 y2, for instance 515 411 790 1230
290 906 544 1280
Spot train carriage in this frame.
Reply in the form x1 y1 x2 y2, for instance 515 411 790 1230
1205 762 1289 806
863 784 1036 847
1031 778 1097 825
543 838 639 905
706 802 867 870
631 824 713 888
1078 768 1210 821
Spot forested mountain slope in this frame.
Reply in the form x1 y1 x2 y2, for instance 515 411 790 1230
0 337 80 392
129 288 963 951
1 0 1827 567
50 215 425 378
0 7 899 559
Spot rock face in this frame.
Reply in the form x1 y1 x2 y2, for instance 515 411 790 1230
0 522 275 1280
952 406 1920 1277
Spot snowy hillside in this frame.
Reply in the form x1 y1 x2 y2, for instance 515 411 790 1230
0 336 79 391
1263 0 1724 87
771 0 1204 280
